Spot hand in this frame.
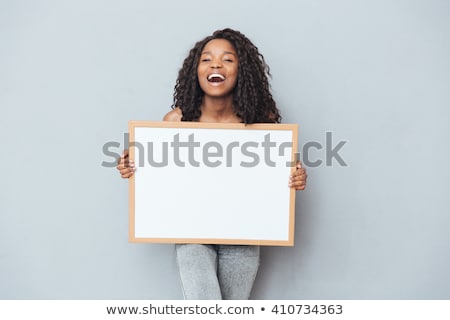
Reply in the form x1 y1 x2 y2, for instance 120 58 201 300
116 149 136 179
289 161 307 190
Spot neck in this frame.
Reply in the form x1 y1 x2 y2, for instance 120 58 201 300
199 95 240 123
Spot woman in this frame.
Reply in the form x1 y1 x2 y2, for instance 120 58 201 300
117 28 307 299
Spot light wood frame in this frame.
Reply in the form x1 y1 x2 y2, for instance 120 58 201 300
129 121 298 246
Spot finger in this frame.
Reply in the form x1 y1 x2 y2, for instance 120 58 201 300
119 167 135 174
120 166 136 178
119 161 135 172
288 179 302 187
289 182 306 189
289 176 307 188
117 160 135 171
121 170 135 179
290 169 306 181
117 150 129 164
293 168 306 176
292 173 307 181
116 162 125 170
120 159 134 167
291 177 306 185
118 149 129 160
293 181 306 190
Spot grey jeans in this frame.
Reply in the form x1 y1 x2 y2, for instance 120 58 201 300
175 244 260 300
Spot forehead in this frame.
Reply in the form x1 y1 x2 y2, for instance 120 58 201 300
202 39 236 54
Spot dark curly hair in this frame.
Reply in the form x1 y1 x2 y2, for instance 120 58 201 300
172 28 281 124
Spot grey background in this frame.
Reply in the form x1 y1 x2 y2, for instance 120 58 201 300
1 0 449 299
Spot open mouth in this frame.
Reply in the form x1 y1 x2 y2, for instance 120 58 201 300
207 73 226 83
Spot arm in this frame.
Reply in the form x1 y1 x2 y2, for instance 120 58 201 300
162 107 183 121
116 108 183 179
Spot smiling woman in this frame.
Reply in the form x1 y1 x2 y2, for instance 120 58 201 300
116 28 308 300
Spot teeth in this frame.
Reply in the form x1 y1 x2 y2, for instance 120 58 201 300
207 74 225 81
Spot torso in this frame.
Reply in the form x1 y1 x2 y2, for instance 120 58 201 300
163 107 241 123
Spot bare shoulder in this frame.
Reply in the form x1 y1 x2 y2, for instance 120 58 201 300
163 107 182 122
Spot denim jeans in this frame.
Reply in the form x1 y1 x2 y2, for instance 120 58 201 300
175 244 260 300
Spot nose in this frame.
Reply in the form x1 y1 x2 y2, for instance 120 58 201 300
210 58 222 68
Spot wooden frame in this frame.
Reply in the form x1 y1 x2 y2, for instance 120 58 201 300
129 121 298 246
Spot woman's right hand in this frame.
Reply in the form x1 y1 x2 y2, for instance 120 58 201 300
116 149 135 178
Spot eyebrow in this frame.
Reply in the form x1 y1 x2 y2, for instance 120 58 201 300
201 51 237 56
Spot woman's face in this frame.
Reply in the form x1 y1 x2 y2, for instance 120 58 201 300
197 39 238 98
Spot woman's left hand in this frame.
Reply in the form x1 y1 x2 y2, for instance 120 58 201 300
289 161 307 190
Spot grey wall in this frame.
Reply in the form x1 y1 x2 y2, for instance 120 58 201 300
1 0 449 299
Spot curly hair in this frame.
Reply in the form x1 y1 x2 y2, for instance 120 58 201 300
172 28 281 124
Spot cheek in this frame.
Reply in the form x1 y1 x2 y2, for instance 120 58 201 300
231 66 238 79
229 69 238 85
197 76 208 92
197 67 206 86
197 62 208 76
229 76 238 88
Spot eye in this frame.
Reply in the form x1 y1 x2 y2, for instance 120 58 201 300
201 57 211 62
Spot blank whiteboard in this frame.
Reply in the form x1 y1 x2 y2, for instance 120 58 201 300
129 121 298 246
